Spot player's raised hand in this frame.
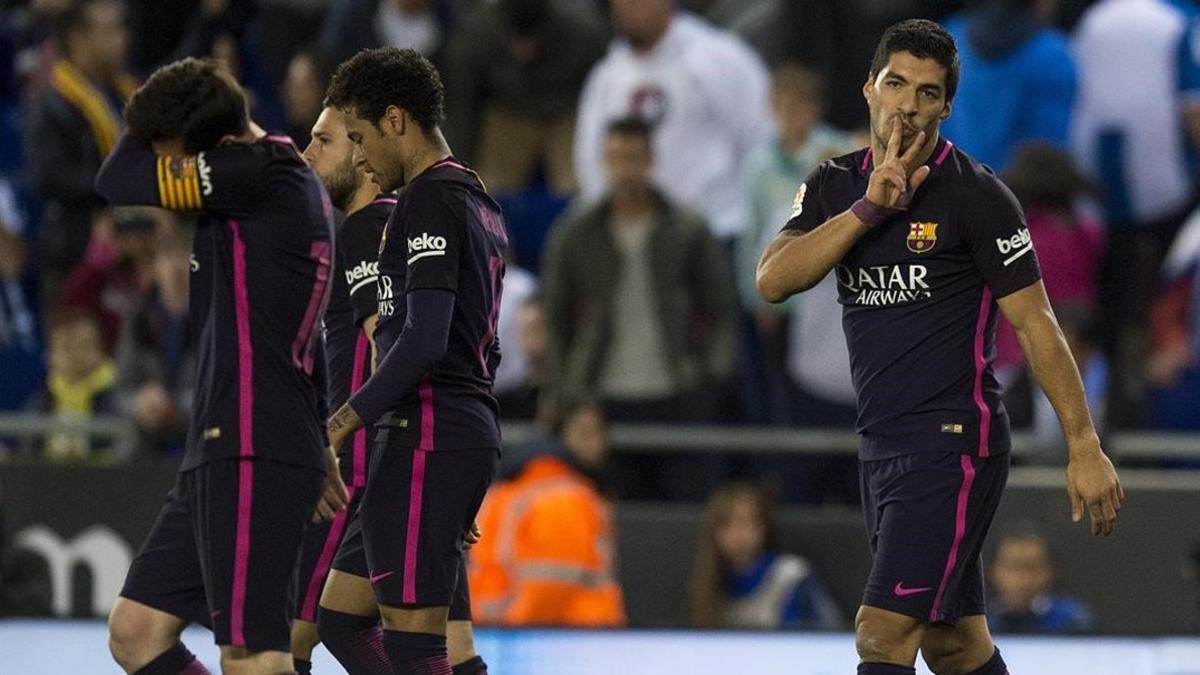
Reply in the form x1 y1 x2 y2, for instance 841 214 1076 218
865 117 931 211
1066 447 1125 536
313 445 350 523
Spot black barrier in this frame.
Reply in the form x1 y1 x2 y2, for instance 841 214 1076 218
2 463 1199 634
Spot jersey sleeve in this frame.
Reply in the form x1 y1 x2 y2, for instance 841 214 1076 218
403 185 462 294
341 212 387 325
187 144 269 215
780 163 828 233
961 176 1043 298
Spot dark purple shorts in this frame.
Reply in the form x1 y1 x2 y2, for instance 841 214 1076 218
121 459 323 651
332 421 496 615
859 451 1009 625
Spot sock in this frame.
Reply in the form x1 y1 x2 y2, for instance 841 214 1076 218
968 648 1008 675
451 655 488 675
132 642 211 675
857 664 916 675
294 658 313 675
318 606 392 675
382 630 450 675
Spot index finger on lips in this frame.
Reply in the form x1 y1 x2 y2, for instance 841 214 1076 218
886 116 902 161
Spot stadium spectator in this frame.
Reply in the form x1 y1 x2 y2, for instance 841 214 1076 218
1072 0 1200 425
688 482 843 630
988 528 1095 633
995 144 1104 382
541 117 736 426
470 401 625 627
280 48 333 147
941 0 1077 172
319 0 459 68
739 63 858 426
0 179 40 412
1146 205 1200 429
23 0 136 313
56 207 163 355
25 309 118 462
114 226 194 457
444 0 606 195
574 0 771 246
492 268 541 422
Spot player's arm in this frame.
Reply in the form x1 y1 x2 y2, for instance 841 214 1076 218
362 314 379 373
328 289 455 451
998 284 1124 536
95 133 204 210
756 120 929 303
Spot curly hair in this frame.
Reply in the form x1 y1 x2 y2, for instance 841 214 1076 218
124 57 249 154
325 47 445 134
869 19 960 102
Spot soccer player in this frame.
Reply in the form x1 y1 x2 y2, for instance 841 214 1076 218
756 20 1124 675
97 58 347 675
293 104 393 674
319 47 506 675
296 104 488 675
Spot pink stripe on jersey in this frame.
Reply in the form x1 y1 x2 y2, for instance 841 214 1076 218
929 455 977 623
861 148 873 172
299 485 357 622
293 242 332 374
371 196 398 206
229 220 255 646
935 140 954 166
265 134 295 145
972 289 993 457
350 331 370 487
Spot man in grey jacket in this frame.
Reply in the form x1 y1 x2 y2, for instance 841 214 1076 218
540 116 736 429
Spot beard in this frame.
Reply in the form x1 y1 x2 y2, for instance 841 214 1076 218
324 157 362 213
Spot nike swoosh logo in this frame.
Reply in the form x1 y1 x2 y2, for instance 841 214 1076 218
369 571 394 585
893 582 933 597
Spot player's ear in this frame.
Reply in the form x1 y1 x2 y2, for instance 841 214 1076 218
940 99 952 121
383 105 405 137
862 77 874 102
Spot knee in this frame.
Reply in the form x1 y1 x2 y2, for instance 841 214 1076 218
107 600 174 671
854 607 922 664
921 632 990 675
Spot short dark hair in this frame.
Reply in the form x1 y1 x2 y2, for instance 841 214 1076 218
605 116 653 142
325 47 445 134
869 19 959 102
124 58 250 154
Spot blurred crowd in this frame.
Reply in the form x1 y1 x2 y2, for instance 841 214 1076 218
4 0 1184 635
2 0 1200 465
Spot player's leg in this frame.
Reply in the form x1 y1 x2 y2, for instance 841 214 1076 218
921 616 1005 675
318 531 391 675
362 443 498 675
448 557 487 675
197 458 323 675
919 454 1011 675
855 452 994 672
110 474 211 674
293 468 364 674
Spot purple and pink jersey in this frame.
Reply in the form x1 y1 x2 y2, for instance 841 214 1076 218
350 157 507 450
784 137 1042 460
96 133 335 472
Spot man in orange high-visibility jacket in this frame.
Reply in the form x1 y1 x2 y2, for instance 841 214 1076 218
470 402 625 626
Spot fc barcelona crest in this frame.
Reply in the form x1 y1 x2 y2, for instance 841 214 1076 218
907 222 938 254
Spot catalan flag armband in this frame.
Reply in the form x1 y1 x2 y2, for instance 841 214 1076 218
156 155 203 211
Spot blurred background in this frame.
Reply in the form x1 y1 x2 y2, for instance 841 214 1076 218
1 0 1200 672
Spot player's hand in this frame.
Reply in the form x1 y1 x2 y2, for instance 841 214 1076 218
463 521 482 551
1066 446 1124 536
313 446 349 523
865 117 931 211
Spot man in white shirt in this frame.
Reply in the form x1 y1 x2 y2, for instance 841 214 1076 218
574 0 771 245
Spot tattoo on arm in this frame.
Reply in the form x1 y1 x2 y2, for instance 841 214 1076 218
327 404 363 437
